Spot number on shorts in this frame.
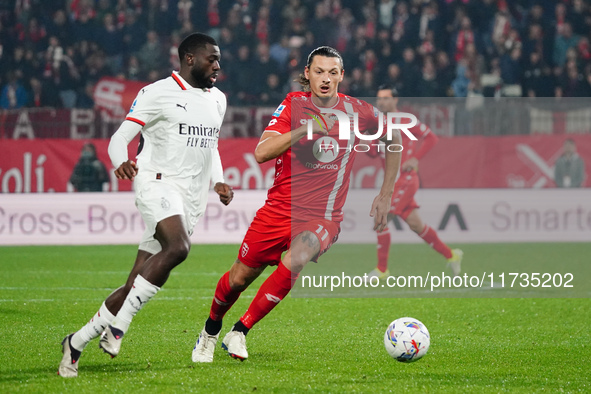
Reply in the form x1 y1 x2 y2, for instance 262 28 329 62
315 224 329 241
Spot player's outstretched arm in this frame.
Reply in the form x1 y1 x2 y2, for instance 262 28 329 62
108 120 143 180
371 130 402 231
254 116 334 163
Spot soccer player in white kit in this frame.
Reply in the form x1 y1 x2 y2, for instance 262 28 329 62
58 33 234 378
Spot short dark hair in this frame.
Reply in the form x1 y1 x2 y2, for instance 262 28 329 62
377 84 399 97
178 33 218 61
298 46 344 91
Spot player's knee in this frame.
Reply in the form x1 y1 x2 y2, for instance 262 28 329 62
228 275 249 292
406 219 423 233
409 223 423 233
164 239 191 264
289 259 309 274
292 231 319 263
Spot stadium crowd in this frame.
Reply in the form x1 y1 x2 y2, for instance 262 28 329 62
1 0 591 109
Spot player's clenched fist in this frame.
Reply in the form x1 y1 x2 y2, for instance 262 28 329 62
309 113 335 136
114 160 138 180
214 182 234 206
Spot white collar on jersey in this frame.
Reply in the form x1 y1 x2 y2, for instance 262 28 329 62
311 95 340 111
171 71 211 92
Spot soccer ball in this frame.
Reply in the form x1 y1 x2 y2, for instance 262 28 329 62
384 317 430 362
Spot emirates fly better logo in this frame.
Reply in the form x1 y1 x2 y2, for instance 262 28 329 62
305 108 419 163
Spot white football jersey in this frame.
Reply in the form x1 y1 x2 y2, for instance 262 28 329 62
125 71 227 184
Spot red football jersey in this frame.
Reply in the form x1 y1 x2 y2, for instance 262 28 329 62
263 91 383 222
391 115 438 164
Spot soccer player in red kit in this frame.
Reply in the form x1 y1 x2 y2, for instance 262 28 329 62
367 85 463 281
192 46 403 362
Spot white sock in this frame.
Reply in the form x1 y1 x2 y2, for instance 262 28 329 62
70 302 115 351
111 275 160 334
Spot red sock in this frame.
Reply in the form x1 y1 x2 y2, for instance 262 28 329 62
418 225 452 259
240 262 297 329
209 271 242 321
377 229 391 272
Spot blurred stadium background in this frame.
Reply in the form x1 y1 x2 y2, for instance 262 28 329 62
1 0 590 246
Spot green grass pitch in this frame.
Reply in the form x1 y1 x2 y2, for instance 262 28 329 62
1 243 589 393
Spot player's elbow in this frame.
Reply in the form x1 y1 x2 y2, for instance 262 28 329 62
254 148 270 164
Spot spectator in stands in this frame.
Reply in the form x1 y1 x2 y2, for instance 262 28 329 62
436 51 455 96
382 63 405 97
141 0 173 35
452 62 470 97
347 67 365 97
121 9 146 55
225 4 251 46
168 32 182 72
309 2 337 49
399 47 421 96
42 37 81 108
377 0 396 29
554 22 580 67
554 139 586 188
218 27 239 63
523 51 555 97
392 1 419 49
229 44 256 104
570 0 589 36
252 42 280 91
257 73 285 105
281 0 306 27
96 0 114 27
360 69 376 97
452 16 476 63
137 30 165 77
500 46 523 85
16 17 47 52
1 0 590 109
96 13 124 74
1 71 28 109
417 56 442 97
69 142 109 192
125 55 143 81
84 50 112 85
418 29 436 57
27 76 60 108
269 35 291 69
577 37 591 63
76 81 96 109
556 60 591 97
419 2 443 50
523 24 545 62
375 29 397 74
46 9 71 47
71 5 96 43
11 46 38 84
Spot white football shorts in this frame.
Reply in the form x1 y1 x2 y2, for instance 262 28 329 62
134 173 205 254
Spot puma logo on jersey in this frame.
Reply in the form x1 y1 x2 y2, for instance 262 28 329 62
176 103 187 111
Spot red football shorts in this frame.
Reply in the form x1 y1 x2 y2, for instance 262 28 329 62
390 170 420 220
238 205 340 268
